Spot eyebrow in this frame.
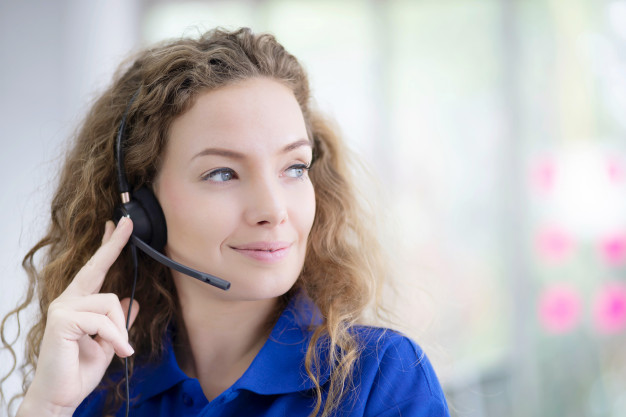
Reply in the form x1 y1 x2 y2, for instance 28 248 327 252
190 138 312 161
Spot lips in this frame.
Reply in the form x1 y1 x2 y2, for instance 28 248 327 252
229 241 292 263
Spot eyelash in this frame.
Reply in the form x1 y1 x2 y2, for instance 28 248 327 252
201 163 311 183
285 163 311 179
202 168 237 182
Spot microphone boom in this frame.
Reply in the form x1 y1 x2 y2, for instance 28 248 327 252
130 235 231 290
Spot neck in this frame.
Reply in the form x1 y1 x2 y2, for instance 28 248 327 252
172 273 280 401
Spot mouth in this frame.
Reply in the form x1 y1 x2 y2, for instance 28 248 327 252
229 242 292 262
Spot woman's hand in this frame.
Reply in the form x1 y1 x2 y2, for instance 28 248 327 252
17 218 140 417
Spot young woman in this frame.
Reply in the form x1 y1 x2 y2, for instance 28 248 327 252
3 28 449 416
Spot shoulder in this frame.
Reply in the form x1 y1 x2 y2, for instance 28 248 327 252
350 326 450 417
354 326 431 374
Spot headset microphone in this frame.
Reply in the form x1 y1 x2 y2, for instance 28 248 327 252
129 232 230 290
113 87 231 291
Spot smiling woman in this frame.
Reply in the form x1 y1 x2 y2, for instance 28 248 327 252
1 28 449 417
155 78 316 305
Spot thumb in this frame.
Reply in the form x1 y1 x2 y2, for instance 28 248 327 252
120 297 140 331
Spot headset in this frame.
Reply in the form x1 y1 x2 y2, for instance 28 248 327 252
113 87 230 416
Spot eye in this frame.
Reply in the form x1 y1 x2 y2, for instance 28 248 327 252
202 168 238 182
285 163 310 179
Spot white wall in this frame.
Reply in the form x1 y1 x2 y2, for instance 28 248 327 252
0 0 140 407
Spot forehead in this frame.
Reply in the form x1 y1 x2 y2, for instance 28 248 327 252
165 77 309 159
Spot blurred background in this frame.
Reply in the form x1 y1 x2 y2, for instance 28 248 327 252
1 0 626 416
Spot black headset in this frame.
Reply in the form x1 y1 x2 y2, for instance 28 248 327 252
113 89 167 251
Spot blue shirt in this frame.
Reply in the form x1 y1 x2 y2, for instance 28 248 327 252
75 297 449 416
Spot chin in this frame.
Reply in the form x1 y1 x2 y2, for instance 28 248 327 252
223 272 298 302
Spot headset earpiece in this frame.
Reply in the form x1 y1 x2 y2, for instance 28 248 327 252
114 186 167 252
132 186 167 251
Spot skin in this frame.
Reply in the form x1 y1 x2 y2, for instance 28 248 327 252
17 77 316 415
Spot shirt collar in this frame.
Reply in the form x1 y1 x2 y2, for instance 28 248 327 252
129 294 330 403
234 294 330 395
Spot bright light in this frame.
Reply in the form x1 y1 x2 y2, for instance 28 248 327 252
547 145 626 238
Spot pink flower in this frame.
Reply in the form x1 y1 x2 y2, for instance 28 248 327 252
593 282 626 334
538 284 582 334
599 234 626 266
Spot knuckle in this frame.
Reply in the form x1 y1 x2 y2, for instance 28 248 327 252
104 293 120 307
105 233 125 249
86 255 97 267
47 298 63 314
85 258 107 277
46 304 68 325
46 306 58 321
82 258 97 273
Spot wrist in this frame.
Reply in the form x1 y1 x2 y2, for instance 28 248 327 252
17 390 75 417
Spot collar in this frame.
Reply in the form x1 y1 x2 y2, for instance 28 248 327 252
129 294 330 404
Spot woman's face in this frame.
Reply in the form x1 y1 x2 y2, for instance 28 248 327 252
153 77 315 301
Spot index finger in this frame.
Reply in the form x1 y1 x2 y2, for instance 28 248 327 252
66 217 134 296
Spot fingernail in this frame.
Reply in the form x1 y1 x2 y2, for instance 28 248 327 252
127 343 135 355
118 216 128 227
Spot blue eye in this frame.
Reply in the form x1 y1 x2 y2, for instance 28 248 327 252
285 164 310 179
203 168 237 182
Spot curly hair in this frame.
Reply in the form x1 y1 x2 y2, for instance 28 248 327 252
1 27 386 416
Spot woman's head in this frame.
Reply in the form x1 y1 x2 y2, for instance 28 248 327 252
154 77 316 302
81 27 372 313
4 27 385 416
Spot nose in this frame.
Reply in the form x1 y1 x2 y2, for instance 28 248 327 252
244 176 288 227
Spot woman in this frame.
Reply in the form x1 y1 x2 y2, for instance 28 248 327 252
3 28 449 416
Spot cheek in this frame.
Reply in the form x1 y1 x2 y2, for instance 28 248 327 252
294 184 316 238
156 179 237 251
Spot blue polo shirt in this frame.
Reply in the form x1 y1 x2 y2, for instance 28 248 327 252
75 297 449 416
